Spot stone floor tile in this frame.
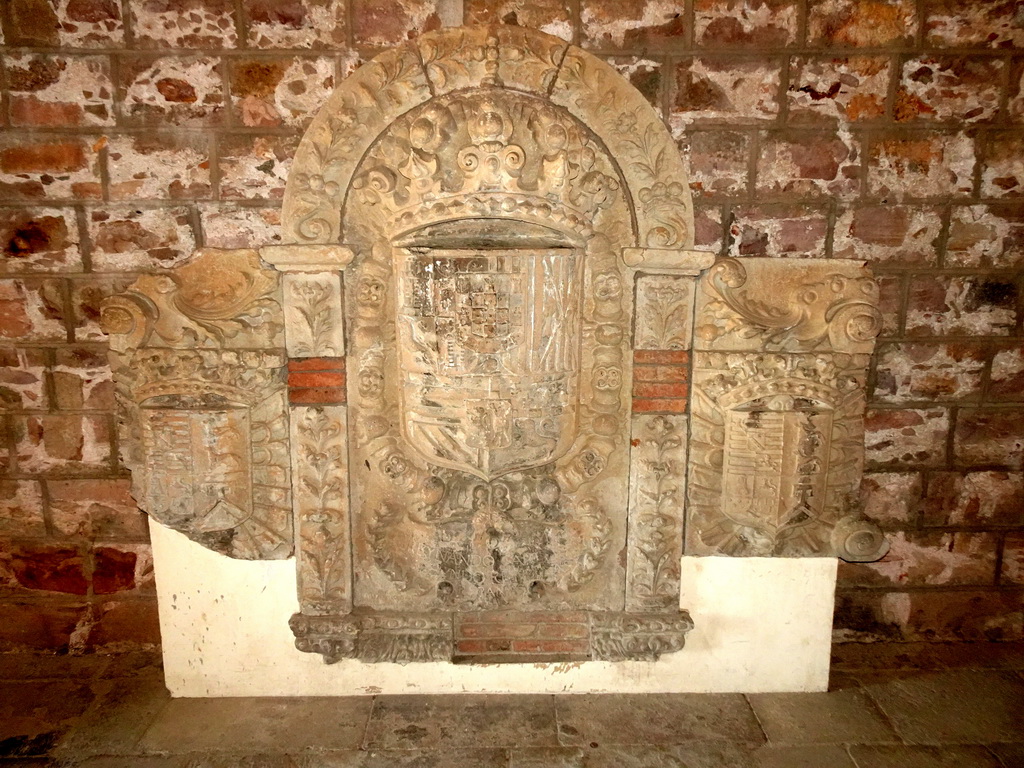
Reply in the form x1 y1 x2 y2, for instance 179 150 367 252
747 688 898 745
0 680 98 758
137 697 373 754
988 743 1024 768
296 749 509 767
362 694 557 751
861 670 1024 745
510 746 585 767
77 758 189 767
554 694 764 747
54 672 171 758
751 745 857 768
574 742 759 767
848 744 1004 767
0 654 110 681
832 643 1024 673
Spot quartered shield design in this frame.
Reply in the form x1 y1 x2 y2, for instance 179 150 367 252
721 396 833 535
396 248 582 480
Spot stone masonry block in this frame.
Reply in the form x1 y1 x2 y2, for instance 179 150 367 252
695 0 798 48
198 203 282 249
2 0 60 46
604 57 663 111
954 408 1024 469
243 0 346 48
729 203 829 258
872 342 986 403
923 0 1024 48
133 0 238 49
0 480 46 537
14 414 112 474
87 207 196 271
788 56 891 123
672 57 781 125
0 279 68 342
0 137 101 201
1003 533 1024 585
352 0 441 47
230 56 336 129
905 274 1018 337
581 0 688 49
118 55 224 127
896 56 1004 123
864 407 949 467
869 134 975 199
859 472 922 529
48 478 147 540
922 471 1024 527
833 204 942 265
684 129 751 198
217 134 298 201
5 53 114 127
0 347 48 409
107 134 212 201
756 131 860 198
990 344 1024 400
0 207 82 273
808 0 917 48
838 531 999 587
52 345 113 410
693 202 724 253
946 203 1024 268
465 0 573 40
981 133 1024 198
53 0 125 48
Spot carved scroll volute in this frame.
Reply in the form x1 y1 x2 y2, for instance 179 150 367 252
687 257 886 561
101 248 293 560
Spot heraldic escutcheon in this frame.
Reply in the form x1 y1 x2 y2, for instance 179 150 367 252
101 26 888 665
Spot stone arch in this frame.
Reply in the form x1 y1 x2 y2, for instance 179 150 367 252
280 25 694 253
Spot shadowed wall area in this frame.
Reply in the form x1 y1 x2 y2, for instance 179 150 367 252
0 0 1022 654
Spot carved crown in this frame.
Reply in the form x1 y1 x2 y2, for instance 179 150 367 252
350 90 620 238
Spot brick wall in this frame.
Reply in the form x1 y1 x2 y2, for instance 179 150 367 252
0 0 1021 652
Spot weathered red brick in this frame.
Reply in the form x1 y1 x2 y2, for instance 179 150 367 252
288 387 346 405
0 207 81 276
686 130 751 197
107 134 212 201
872 342 986 403
864 407 949 467
0 279 68 342
0 601 87 652
860 472 922 529
289 357 345 372
230 56 335 129
52 345 114 410
896 56 1003 123
287 370 346 388
2 0 60 46
70 275 138 339
869 134 975 199
14 413 112 473
119 55 225 127
788 55 890 122
730 204 829 257
86 599 161 649
981 133 1024 198
954 408 1024 469
133 0 237 49
923 0 1024 48
808 0 916 48
511 639 589 654
922 471 1023 527
633 350 690 365
0 142 87 175
0 479 47 537
352 0 440 47
48 478 146 539
57 0 124 47
6 544 88 595
946 203 1024 269
833 205 941 264
87 208 196 271
92 547 138 594
838 531 998 588
466 0 572 37
906 274 1018 337
1003 533 1024 585
695 0 797 47
582 0 687 49
244 0 347 48
757 132 860 197
458 622 538 639
218 134 298 200
672 57 781 122
0 347 48 409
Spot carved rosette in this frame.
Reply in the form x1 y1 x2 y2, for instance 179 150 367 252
101 249 292 559
687 258 886 559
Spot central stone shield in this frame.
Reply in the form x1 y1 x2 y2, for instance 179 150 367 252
396 248 582 480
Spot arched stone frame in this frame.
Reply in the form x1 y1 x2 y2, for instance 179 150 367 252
279 25 697 256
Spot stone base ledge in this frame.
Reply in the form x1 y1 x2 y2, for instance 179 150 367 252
290 609 695 664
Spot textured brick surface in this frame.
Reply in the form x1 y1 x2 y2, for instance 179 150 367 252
0 0 1021 652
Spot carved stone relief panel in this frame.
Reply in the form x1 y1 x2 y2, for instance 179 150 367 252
687 258 887 561
101 249 292 559
342 88 635 614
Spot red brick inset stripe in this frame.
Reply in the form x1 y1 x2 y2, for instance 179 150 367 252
632 349 690 414
288 357 346 405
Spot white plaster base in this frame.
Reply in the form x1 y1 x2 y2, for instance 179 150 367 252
151 519 837 697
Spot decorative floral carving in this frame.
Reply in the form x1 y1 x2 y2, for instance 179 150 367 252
285 273 343 357
695 258 882 354
635 275 696 350
591 612 695 661
627 415 686 611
